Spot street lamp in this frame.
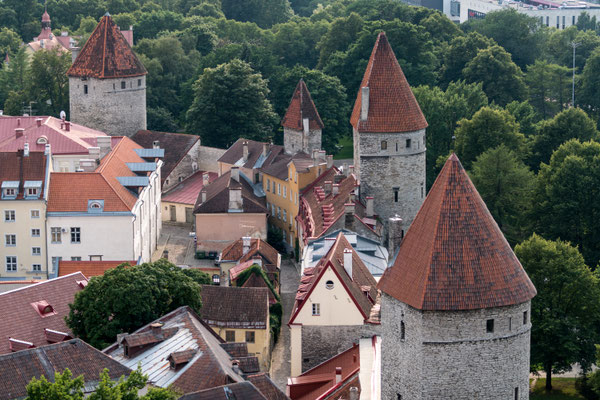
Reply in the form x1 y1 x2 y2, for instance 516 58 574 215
572 41 581 107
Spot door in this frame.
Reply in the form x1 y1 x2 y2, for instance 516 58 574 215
185 207 193 224
170 205 176 222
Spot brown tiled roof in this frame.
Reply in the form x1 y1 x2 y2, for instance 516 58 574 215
377 154 537 310
248 373 291 400
281 79 324 131
67 14 146 79
218 138 285 170
58 260 136 277
200 286 269 329
289 233 378 325
220 238 280 267
193 170 267 214
350 32 427 133
0 273 87 355
238 356 260 373
180 382 268 400
0 339 131 400
241 273 278 305
122 327 178 347
0 151 47 200
131 130 199 184
261 151 312 181
220 342 249 358
288 343 360 400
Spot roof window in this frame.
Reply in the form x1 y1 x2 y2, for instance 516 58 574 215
167 349 197 370
36 136 48 145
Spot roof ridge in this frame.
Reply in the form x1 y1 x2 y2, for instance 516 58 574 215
0 272 86 296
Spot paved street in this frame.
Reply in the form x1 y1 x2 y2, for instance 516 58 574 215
152 222 215 268
270 259 300 390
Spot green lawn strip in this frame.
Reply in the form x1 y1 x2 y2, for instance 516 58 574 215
530 378 584 399
334 135 353 160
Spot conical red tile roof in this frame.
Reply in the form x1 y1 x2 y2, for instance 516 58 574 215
377 153 536 311
67 14 146 79
350 32 427 133
281 79 324 131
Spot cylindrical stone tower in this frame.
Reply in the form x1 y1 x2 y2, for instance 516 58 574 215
377 154 537 400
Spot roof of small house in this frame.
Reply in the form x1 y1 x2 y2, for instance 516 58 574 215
0 339 131 400
220 238 280 267
179 382 268 400
377 154 537 311
248 373 291 400
67 14 146 79
193 170 267 214
0 273 87 355
260 151 314 181
163 170 218 205
131 130 200 184
350 32 427 133
58 260 136 277
0 151 48 200
200 286 269 330
281 79 324 131
289 233 378 325
218 138 286 171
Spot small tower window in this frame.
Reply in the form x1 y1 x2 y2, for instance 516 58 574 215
138 79 142 87
381 140 387 150
486 319 494 333
406 139 412 148
523 310 528 325
393 187 399 203
400 321 405 340
113 83 116 90
395 142 398 151
421 184 424 199
83 85 88 94
514 387 519 399
121 81 126 89
509 317 512 331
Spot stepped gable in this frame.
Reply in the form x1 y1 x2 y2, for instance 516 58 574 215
350 32 427 133
377 154 536 311
281 79 324 131
67 14 146 79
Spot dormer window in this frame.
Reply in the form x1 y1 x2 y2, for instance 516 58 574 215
88 200 104 213
4 188 15 197
24 181 42 199
2 181 19 199
36 136 48 145
167 349 197 370
31 300 57 317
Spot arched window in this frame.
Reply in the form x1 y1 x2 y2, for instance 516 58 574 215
400 321 405 340
381 140 387 150
325 280 334 290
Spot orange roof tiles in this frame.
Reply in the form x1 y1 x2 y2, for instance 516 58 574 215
281 79 324 131
377 154 537 311
350 32 428 133
67 14 146 79
58 260 136 277
220 238 280 267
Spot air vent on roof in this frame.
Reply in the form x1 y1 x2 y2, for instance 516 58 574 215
9 338 35 352
76 280 88 289
31 300 56 317
44 328 72 343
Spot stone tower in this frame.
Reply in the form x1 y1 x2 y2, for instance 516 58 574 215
37 7 51 40
377 153 537 400
281 79 323 155
351 32 427 233
67 13 146 137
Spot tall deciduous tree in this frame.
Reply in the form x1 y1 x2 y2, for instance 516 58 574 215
579 47 600 116
546 26 600 72
66 260 203 349
526 60 571 118
220 0 293 28
515 234 600 391
186 59 279 148
28 48 72 116
440 31 495 87
0 27 21 57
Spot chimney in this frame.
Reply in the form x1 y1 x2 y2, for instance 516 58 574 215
332 183 339 196
388 214 404 257
88 146 100 161
201 189 207 203
324 180 332 194
349 387 359 400
335 367 342 384
360 87 369 121
17 118 20 127
312 149 319 167
326 155 333 169
228 186 243 211
262 142 270 157
232 360 242 376
343 248 353 279
71 47 80 62
343 162 348 177
44 143 51 156
64 121 70 131
349 165 354 175
36 118 42 127
345 203 355 229
252 255 262 267
116 333 128 347
242 237 252 255
242 141 249 162
366 196 374 217
15 128 24 138
150 322 163 334
24 143 29 157
97 136 112 158
230 166 240 182
202 172 210 186
153 140 160 149
78 159 97 172
302 117 309 135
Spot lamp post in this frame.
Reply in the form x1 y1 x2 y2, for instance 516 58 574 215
572 41 581 107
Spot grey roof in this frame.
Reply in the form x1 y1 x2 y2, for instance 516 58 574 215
117 176 149 187
126 162 157 172
1 181 19 188
23 181 42 188
134 148 165 158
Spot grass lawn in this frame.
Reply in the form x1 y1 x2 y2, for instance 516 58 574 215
530 378 584 399
334 135 353 160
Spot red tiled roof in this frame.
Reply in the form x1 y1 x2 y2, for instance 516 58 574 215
193 170 267 214
67 14 146 79
200 286 269 329
0 273 87 355
350 32 427 133
58 260 136 277
289 233 378 325
281 79 324 131
288 343 360 400
248 373 290 400
377 154 537 310
0 151 47 200
220 238 280 267
163 171 217 205
180 382 268 400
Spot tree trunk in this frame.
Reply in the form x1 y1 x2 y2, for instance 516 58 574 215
546 365 552 391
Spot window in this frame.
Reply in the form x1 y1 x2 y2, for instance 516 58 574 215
406 139 412 148
514 387 519 400
31 229 40 237
32 247 41 256
71 257 82 261
573 15 576 25
121 81 126 89
325 280 334 290
283 186 287 198
4 210 15 222
212 274 220 284
523 310 528 325
245 331 255 343
509 317 512 331
71 227 81 243
401 321 406 340
312 303 320 316
113 83 116 90
278 183 281 195
83 84 88 94
225 330 235 342
4 188 15 197
266 179 270 192
546 16 549 26
51 227 61 243
397 395 402 400
6 256 16 271
562 15 565 29
5 234 15 246
381 140 387 150
30 209 40 218
486 319 494 333
32 264 41 272
394 188 399 203
283 209 287 222
557 15 559 28
421 184 424 199
138 79 141 87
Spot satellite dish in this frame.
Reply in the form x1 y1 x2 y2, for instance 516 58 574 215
59 110 66 120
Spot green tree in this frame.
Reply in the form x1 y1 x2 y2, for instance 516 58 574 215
546 26 600 73
454 106 525 168
182 268 212 285
515 234 600 391
576 11 597 31
269 19 329 69
0 47 29 109
220 0 293 28
440 31 495 86
317 13 364 69
470 145 535 243
579 47 600 115
66 260 203 349
505 100 538 137
0 27 22 57
133 11 184 40
186 59 278 148
531 108 599 168
463 44 527 106
533 139 600 267
28 48 71 116
525 60 572 118
147 107 180 132
26 369 84 400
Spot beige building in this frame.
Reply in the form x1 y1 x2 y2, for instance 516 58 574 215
161 171 217 224
0 150 51 280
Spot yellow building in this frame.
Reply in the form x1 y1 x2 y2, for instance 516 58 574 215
261 151 331 249
0 150 51 280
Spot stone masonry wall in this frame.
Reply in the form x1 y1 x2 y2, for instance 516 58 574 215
301 324 380 372
70 75 146 137
284 127 321 155
381 293 532 399
162 141 201 192
196 145 226 173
